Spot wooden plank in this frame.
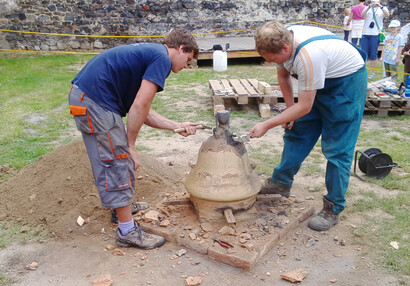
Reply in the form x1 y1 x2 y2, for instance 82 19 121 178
209 80 224 95
365 101 377 109
229 79 248 105
379 100 392 108
229 79 248 95
220 79 235 96
240 79 259 95
248 79 260 91
223 209 236 224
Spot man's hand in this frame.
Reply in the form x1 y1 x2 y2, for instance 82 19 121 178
176 122 197 137
129 148 140 171
248 122 270 138
282 121 294 130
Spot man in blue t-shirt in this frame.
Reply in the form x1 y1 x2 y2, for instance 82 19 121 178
68 28 199 249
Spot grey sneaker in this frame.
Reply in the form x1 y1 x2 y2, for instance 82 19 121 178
111 202 150 223
259 178 291 198
308 199 340 231
116 225 165 249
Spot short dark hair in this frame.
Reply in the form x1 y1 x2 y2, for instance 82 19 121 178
162 28 199 59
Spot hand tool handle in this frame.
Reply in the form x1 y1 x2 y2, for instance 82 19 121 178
173 124 205 133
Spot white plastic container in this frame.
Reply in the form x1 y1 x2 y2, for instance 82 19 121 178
213 50 227 72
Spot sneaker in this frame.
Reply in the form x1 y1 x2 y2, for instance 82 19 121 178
308 198 340 231
368 73 375 79
116 225 165 249
259 178 291 198
111 202 150 223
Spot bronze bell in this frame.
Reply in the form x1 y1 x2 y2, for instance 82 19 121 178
184 110 261 222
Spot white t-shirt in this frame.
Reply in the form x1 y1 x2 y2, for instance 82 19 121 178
344 16 352 30
362 6 385 36
278 26 365 91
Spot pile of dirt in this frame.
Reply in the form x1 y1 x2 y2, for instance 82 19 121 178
0 141 186 238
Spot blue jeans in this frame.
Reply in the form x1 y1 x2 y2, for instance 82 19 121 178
271 58 367 214
360 34 379 60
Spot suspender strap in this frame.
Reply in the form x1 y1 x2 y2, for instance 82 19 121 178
293 35 344 62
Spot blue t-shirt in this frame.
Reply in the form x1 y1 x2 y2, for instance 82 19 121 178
72 43 172 117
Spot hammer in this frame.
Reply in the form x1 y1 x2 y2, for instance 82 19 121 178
173 124 212 133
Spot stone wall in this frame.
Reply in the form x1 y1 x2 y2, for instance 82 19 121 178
0 0 408 51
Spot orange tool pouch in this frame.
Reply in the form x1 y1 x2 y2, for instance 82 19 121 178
69 105 87 116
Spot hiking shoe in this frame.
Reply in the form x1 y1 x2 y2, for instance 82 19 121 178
116 225 165 249
259 178 291 198
308 198 340 231
111 202 150 223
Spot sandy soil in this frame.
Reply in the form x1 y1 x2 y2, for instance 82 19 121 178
0 115 406 285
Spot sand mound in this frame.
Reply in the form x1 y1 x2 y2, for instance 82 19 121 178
0 141 185 238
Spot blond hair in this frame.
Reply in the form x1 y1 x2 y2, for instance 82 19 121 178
255 21 292 54
344 8 351 16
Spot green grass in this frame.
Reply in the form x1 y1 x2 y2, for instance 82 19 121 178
0 273 12 286
0 223 47 248
0 53 93 169
350 192 410 277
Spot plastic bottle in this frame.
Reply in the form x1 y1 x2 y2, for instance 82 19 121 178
213 50 227 72
405 74 410 97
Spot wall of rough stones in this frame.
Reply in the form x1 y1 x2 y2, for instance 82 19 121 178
0 0 408 51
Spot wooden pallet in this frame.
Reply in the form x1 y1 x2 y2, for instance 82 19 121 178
209 78 281 118
366 77 410 116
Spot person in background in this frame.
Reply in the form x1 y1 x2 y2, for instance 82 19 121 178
68 28 199 249
343 8 352 41
361 0 389 79
402 32 410 87
381 20 405 86
249 21 367 232
348 0 366 47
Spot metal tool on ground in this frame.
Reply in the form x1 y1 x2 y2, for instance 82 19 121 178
353 148 397 180
213 237 234 249
173 124 212 133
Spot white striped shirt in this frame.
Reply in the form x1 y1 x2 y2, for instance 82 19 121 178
278 25 364 91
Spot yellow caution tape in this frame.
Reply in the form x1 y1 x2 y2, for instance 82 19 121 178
367 67 409 76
